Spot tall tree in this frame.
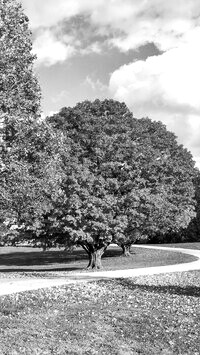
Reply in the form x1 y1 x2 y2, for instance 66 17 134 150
0 0 41 228
46 100 196 266
0 0 41 145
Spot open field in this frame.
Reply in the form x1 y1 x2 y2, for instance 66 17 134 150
0 270 200 354
0 244 199 353
154 242 200 250
0 245 196 278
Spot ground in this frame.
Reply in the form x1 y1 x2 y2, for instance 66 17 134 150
0 271 200 354
0 244 195 275
0 243 200 354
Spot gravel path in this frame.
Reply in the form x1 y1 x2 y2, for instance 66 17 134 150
1 245 200 296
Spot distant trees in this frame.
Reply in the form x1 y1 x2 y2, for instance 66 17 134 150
147 169 200 244
186 171 200 241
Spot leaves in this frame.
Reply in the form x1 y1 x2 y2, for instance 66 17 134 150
46 99 196 250
2 99 196 256
0 0 41 132
1 69 197 258
0 271 200 354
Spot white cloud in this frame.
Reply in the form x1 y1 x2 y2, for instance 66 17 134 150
33 30 75 66
21 0 200 167
22 0 200 51
109 40 200 168
22 0 81 29
22 0 200 64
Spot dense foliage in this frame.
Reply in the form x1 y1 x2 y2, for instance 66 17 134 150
148 170 200 244
1 98 197 266
0 0 41 235
186 172 200 240
39 99 196 266
0 0 41 144
0 2 197 267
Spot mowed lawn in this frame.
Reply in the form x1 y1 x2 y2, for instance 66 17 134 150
155 242 200 250
0 244 197 278
0 244 200 354
0 270 200 354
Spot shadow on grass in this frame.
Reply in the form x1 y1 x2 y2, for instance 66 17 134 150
0 247 124 271
0 266 84 273
0 250 86 266
117 279 200 298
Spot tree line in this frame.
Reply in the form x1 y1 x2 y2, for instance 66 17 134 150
0 0 199 268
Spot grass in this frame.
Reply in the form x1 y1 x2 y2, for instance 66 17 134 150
0 271 200 354
154 242 200 250
0 245 196 278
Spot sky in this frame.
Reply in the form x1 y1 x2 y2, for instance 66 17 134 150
21 0 200 169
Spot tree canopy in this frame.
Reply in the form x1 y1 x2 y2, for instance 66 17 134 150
0 0 41 145
0 0 41 237
1 98 197 267
44 99 196 266
0 1 197 269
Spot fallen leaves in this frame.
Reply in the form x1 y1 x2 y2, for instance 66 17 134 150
0 271 200 354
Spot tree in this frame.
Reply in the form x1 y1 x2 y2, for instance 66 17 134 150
0 0 41 146
189 170 200 240
179 169 200 242
0 120 69 246
46 99 196 267
0 0 41 233
3 98 195 269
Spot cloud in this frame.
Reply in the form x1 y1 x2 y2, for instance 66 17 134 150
22 0 200 50
21 0 200 167
30 13 110 66
22 0 200 66
105 1 199 52
33 30 76 66
84 76 107 92
109 40 200 168
22 0 82 29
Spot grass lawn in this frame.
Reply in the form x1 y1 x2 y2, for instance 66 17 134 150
0 245 196 278
0 271 200 354
154 242 200 250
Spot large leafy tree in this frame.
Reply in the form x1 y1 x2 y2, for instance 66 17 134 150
0 120 68 244
3 99 195 268
0 0 41 145
46 99 196 266
0 0 41 231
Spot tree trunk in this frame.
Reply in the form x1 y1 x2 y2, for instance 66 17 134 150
79 241 108 269
87 247 106 269
121 244 132 256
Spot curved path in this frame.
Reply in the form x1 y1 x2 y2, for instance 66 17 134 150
1 245 200 297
